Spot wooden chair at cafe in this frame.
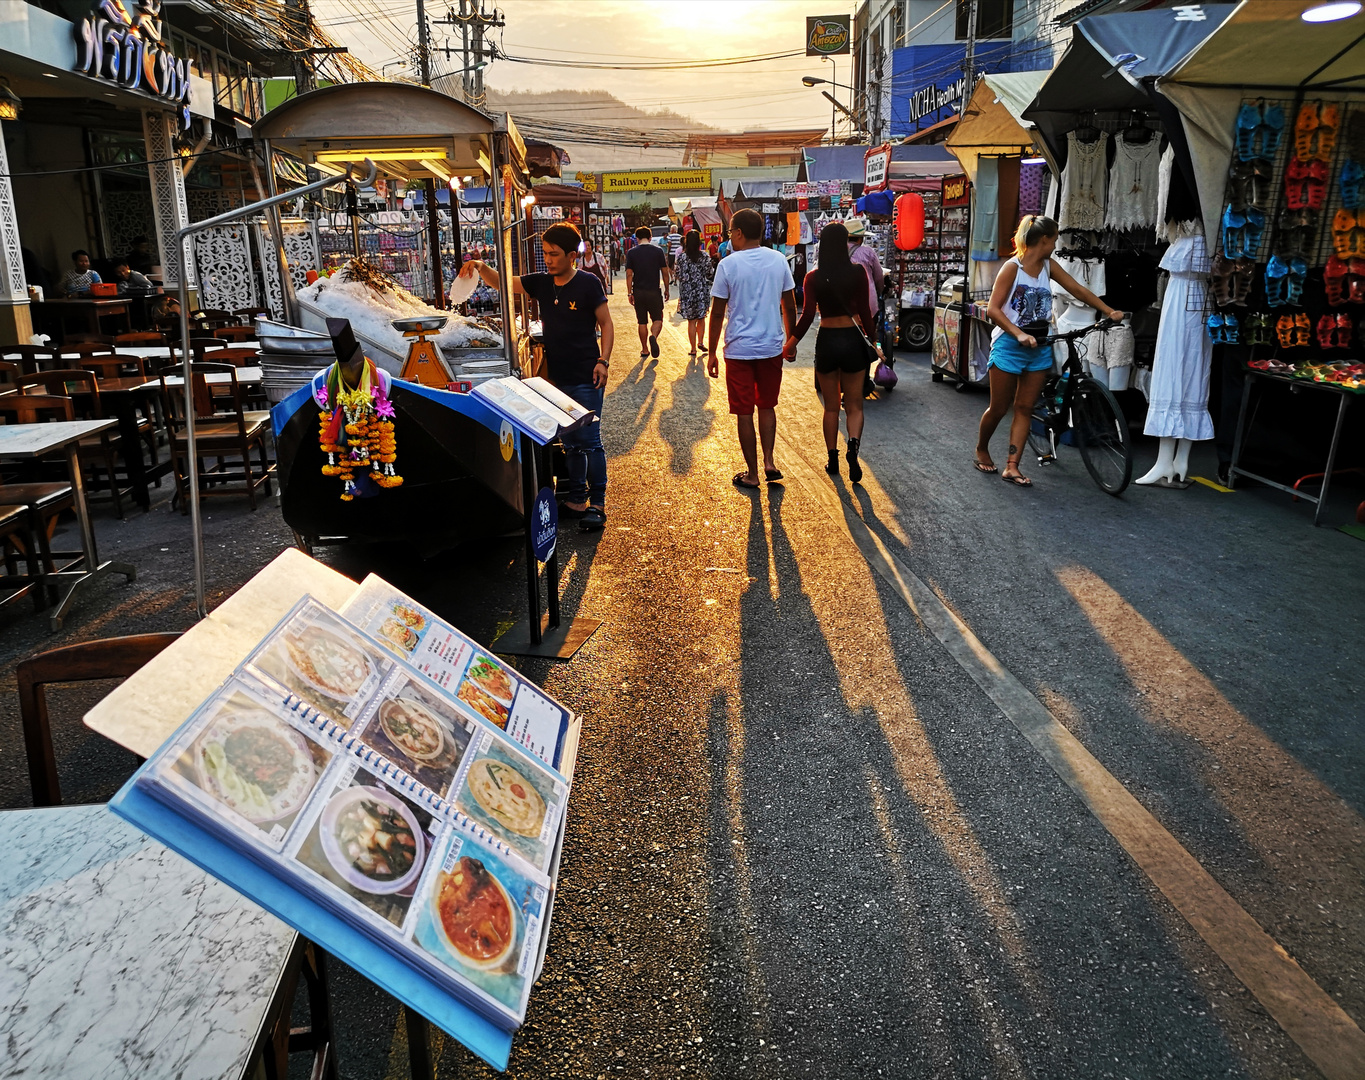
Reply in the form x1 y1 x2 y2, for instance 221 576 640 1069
19 370 130 518
234 306 271 323
0 360 18 391
1 344 57 375
0 394 77 602
160 361 273 512
64 332 117 346
113 330 166 349
57 340 117 364
16 632 182 806
191 308 239 332
208 346 260 367
0 502 45 614
75 353 147 379
212 324 258 344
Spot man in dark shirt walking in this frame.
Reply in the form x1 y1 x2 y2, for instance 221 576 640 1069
459 222 615 530
624 226 669 360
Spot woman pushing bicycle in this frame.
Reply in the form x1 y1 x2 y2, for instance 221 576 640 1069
978 215 1124 486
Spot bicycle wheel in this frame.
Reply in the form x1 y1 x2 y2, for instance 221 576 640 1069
1073 377 1132 495
1028 395 1057 464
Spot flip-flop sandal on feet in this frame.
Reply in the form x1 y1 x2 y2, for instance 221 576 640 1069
1001 472 1033 487
732 473 761 489
765 468 783 482
973 460 998 474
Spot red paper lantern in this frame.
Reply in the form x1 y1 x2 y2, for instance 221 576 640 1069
893 193 925 251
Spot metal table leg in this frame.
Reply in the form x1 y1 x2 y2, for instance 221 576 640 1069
48 442 136 631
1227 370 1255 489
1314 391 1351 527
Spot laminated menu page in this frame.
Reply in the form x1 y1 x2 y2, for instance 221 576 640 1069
341 574 571 769
132 596 571 1031
471 376 591 443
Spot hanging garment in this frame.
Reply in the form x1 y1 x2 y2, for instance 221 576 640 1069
1050 256 1110 368
1058 131 1108 232
1156 145 1202 241
996 157 1021 255
971 156 1000 260
1145 235 1215 440
1019 161 1046 217
1105 133 1162 231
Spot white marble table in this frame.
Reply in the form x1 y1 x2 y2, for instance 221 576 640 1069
0 804 296 1080
160 366 263 387
0 420 136 631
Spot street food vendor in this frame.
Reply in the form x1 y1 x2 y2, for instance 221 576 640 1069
459 222 614 531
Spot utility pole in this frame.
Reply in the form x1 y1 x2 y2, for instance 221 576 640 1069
415 0 433 85
285 0 315 96
414 0 446 308
961 0 979 121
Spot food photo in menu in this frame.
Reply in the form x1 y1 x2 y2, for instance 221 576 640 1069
292 768 437 930
450 734 564 873
412 825 546 1017
248 601 393 722
456 653 513 729
160 680 334 849
354 674 475 799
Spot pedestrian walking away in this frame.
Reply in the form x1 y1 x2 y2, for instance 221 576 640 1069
979 214 1124 487
675 229 715 358
707 207 797 490
580 237 609 295
786 221 883 484
461 221 614 530
845 218 885 397
625 226 670 360
666 222 683 273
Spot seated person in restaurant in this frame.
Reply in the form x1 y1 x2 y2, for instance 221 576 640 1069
58 249 102 296
125 235 155 276
111 260 155 293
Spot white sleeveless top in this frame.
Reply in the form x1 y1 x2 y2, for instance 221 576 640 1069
1058 131 1108 232
992 257 1053 341
1105 133 1162 231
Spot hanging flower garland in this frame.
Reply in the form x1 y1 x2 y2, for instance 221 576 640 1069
316 358 403 500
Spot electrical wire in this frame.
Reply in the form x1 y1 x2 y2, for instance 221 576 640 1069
490 45 804 71
0 146 237 180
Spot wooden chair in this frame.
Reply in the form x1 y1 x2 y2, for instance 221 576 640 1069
0 502 45 613
114 331 166 349
0 392 74 425
64 332 117 346
19 371 128 517
57 341 117 362
1 344 57 375
191 308 239 331
161 362 273 511
0 389 76 606
0 360 18 390
213 324 258 343
77 354 147 379
207 347 260 367
234 306 271 323
16 632 182 806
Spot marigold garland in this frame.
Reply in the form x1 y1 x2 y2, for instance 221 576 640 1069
316 358 403 501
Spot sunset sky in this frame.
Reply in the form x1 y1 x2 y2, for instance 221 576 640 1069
310 0 850 130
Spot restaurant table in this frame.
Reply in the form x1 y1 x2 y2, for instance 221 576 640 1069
68 376 173 511
86 548 585 1078
34 297 133 339
0 803 297 1080
161 366 263 387
0 420 136 630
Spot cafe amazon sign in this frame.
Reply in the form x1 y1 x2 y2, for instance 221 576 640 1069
601 169 711 194
805 15 851 56
74 0 192 129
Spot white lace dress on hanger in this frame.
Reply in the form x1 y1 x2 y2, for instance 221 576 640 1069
1105 133 1162 231
1058 131 1108 232
1145 235 1214 440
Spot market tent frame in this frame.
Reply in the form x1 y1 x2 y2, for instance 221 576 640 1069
945 70 1052 184
1158 0 1365 247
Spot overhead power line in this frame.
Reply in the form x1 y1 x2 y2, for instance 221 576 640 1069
490 46 804 71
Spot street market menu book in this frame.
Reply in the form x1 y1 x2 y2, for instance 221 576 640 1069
120 596 570 1034
340 575 571 769
472 376 593 443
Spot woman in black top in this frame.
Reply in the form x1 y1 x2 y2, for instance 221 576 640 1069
784 222 882 482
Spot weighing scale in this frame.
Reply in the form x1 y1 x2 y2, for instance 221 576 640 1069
394 316 455 387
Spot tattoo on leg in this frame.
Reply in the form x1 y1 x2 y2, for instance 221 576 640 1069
1009 444 1018 455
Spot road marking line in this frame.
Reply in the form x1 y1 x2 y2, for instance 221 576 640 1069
1191 476 1234 492
778 436 1365 1080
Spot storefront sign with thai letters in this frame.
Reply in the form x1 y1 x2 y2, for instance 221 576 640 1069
74 0 192 129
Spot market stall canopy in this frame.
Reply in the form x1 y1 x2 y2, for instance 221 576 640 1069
798 143 956 183
945 70 1051 184
1022 6 1236 167
668 196 718 215
1158 0 1365 247
252 82 506 185
524 140 568 179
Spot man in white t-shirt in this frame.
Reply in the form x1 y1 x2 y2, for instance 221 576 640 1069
707 208 796 489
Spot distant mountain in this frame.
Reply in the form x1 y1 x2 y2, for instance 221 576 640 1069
482 88 717 176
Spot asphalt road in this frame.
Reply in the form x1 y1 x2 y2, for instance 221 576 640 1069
1 281 1362 1080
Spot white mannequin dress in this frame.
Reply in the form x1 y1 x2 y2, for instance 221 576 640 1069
1145 235 1214 440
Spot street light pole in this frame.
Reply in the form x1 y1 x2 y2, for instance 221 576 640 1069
824 55 837 144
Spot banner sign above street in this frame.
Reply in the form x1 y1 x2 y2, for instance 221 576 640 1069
805 15 851 56
73 0 192 129
601 169 711 194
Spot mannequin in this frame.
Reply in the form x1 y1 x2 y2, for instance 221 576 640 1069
1138 232 1213 487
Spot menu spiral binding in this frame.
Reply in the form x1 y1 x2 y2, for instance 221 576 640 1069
282 691 513 859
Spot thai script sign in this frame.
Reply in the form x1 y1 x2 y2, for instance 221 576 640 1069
74 0 192 129
601 169 711 193
941 174 970 208
805 15 851 56
864 143 891 192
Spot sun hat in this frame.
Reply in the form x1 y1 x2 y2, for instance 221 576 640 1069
844 217 867 238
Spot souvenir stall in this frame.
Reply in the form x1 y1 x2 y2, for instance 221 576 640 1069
250 82 535 549
938 71 1050 381
1016 3 1236 455
1158 0 1365 522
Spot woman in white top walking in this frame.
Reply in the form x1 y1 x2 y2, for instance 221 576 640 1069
978 215 1123 486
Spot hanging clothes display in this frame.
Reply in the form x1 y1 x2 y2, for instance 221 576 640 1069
1146 235 1214 441
1051 255 1110 368
971 156 1000 261
1156 146 1204 241
1105 133 1162 231
1058 131 1108 232
1019 161 1046 218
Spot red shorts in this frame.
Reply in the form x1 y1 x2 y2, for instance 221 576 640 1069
724 355 784 414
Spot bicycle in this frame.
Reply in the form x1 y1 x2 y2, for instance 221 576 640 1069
1026 318 1134 496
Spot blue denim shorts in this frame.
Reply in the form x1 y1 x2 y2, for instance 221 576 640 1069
989 332 1054 374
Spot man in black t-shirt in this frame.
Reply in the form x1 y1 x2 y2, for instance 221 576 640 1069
459 222 615 530
624 226 669 360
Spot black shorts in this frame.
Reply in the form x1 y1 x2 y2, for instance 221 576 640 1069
633 289 663 324
814 326 871 374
